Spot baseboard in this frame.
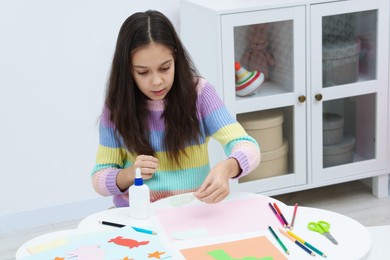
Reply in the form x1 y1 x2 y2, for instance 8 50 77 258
0 197 113 234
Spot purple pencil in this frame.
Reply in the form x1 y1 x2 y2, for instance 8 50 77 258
268 202 287 228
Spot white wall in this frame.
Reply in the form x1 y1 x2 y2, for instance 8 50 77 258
0 0 180 233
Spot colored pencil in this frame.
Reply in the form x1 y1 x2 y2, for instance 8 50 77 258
278 228 315 256
287 230 327 257
289 203 298 229
131 226 157 235
99 220 125 228
99 221 157 235
273 202 289 227
268 202 287 227
268 226 289 255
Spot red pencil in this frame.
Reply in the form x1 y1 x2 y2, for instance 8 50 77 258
273 202 289 227
289 203 298 229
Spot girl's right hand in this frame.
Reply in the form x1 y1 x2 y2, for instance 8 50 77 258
116 155 158 191
133 155 159 180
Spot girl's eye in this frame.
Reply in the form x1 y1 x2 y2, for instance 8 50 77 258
161 67 170 71
137 71 148 75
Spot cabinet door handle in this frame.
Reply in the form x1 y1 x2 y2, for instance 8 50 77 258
315 94 323 101
298 95 306 103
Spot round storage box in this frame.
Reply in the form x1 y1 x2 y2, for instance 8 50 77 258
323 134 355 168
237 109 283 152
322 35 361 87
323 113 344 145
239 139 288 183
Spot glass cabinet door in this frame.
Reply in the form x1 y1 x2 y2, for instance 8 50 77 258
221 6 307 193
311 0 389 182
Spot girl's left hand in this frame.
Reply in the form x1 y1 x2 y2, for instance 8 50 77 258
194 158 240 203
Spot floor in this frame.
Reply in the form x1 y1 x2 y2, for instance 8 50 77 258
2 180 390 260
273 179 390 227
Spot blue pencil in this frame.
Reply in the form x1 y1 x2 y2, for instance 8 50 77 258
295 239 315 256
287 230 326 257
132 226 157 235
279 228 315 257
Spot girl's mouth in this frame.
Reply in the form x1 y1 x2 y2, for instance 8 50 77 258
152 89 165 96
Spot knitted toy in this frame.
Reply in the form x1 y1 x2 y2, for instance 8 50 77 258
235 61 264 97
241 24 275 81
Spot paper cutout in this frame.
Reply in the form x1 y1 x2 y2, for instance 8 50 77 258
27 230 111 254
148 250 167 259
208 249 273 260
172 228 209 240
168 192 195 207
167 192 233 207
156 197 280 241
108 236 149 248
68 245 105 259
180 236 286 260
22 227 173 259
27 238 68 254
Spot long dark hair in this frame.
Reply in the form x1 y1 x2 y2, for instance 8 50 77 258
105 10 200 165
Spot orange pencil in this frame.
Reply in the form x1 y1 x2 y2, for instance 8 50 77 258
273 202 289 227
268 202 286 228
278 228 315 256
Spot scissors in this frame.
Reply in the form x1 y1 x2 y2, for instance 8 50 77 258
308 220 338 245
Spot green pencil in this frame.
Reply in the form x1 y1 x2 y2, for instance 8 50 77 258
268 225 290 255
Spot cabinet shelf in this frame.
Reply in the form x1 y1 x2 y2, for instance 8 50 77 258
234 84 296 114
236 81 292 100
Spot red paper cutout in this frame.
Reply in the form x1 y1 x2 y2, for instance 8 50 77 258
108 236 149 249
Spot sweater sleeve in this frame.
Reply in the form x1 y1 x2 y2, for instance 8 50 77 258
91 106 127 196
198 79 261 178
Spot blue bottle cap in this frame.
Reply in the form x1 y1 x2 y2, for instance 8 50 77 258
134 168 143 186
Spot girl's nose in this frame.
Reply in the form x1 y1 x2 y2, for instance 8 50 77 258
151 73 163 86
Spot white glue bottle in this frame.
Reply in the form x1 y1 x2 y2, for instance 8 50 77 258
129 168 151 219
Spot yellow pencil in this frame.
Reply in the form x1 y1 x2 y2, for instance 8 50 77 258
279 228 315 256
287 230 327 257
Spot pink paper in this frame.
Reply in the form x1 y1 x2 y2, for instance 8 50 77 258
156 197 281 240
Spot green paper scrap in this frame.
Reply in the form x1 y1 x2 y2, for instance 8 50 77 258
208 249 273 260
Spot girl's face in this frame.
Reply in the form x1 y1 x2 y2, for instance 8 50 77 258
131 42 175 101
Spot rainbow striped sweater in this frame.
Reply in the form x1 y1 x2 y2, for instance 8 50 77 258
91 78 260 207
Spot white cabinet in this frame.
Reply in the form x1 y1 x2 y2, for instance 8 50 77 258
310 1 389 185
180 0 389 197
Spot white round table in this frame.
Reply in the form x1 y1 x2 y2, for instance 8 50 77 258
16 192 372 259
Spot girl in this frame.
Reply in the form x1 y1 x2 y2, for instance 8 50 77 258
91 10 260 207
